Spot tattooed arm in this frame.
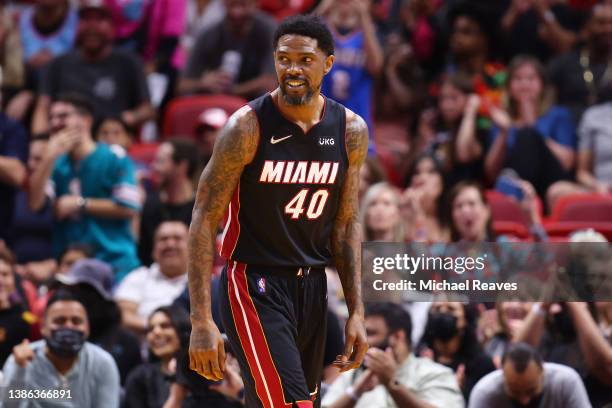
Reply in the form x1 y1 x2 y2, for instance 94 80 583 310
331 109 369 371
188 105 259 381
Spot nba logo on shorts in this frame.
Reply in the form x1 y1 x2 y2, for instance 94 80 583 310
257 277 266 294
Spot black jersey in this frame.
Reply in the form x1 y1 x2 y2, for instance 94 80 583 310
220 94 349 267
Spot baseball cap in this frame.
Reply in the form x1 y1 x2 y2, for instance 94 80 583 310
78 0 111 18
196 108 229 130
55 259 114 300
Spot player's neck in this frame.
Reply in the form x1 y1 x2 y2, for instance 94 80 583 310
273 90 325 132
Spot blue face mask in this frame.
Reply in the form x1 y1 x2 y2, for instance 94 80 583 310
45 328 86 358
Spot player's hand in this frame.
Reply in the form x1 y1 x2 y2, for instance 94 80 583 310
335 314 368 372
189 319 226 381
13 339 35 368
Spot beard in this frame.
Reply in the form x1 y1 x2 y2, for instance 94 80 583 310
279 76 319 105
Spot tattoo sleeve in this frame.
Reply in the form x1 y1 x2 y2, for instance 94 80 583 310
188 106 259 326
331 111 369 316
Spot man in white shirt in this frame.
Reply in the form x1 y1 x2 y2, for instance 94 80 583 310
115 221 189 334
322 302 464 408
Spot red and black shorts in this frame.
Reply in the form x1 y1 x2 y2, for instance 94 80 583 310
219 261 328 408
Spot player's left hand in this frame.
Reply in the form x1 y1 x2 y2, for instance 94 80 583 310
335 314 368 372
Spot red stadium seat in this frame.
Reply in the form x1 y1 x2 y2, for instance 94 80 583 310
544 222 612 242
547 193 612 223
162 95 247 138
491 221 530 240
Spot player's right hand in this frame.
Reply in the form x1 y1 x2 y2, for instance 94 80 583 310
13 339 35 368
189 319 226 381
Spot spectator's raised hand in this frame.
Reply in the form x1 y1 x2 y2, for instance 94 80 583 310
465 94 481 115
489 105 512 132
13 339 35 368
518 180 541 224
353 369 380 395
55 195 83 220
209 355 244 401
48 129 80 159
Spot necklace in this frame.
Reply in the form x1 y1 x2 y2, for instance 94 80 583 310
579 47 612 105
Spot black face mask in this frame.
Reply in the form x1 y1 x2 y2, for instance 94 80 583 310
428 313 459 342
45 328 86 358
510 392 543 408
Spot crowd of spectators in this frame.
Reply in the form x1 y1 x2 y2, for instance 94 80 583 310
0 0 612 407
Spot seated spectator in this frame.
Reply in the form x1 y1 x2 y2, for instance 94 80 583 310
0 112 28 244
177 0 277 99
500 0 582 62
32 1 154 134
485 55 576 204
448 181 546 242
1 290 120 407
322 302 464 408
116 221 189 334
548 3 612 122
28 94 142 281
139 138 198 266
401 154 449 243
0 247 33 366
56 259 142 386
485 300 534 367
94 116 135 150
414 74 485 186
544 90 612 204
468 342 591 408
359 182 403 242
421 301 496 401
318 0 384 152
124 305 190 408
57 243 93 275
7 135 54 265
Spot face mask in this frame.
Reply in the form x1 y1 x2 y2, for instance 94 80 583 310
428 313 459 342
45 328 86 358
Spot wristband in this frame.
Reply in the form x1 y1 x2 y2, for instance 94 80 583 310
346 386 359 402
77 196 88 214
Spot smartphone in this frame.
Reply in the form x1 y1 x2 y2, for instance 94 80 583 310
495 173 524 201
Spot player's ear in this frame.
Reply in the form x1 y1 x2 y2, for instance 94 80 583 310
323 54 334 75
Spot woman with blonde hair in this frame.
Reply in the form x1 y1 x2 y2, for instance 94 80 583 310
484 54 576 204
360 182 404 242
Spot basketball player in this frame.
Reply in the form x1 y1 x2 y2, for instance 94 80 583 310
187 15 369 408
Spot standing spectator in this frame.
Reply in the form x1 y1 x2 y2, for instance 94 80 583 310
0 247 33 367
0 113 28 243
28 94 142 281
56 259 143 386
138 138 197 266
422 301 496 401
322 302 464 408
319 0 384 150
359 182 403 242
1 290 120 408
468 343 591 408
124 305 191 408
500 0 582 62
401 154 449 243
32 1 154 134
485 55 576 203
116 221 189 334
177 0 278 99
548 3 612 122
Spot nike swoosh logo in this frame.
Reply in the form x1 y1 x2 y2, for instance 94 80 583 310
270 134 293 144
